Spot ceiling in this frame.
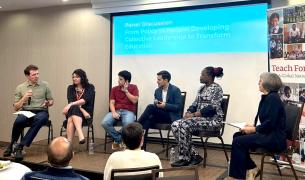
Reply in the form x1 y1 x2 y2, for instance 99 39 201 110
0 0 91 11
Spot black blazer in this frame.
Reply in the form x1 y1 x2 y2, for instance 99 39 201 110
154 83 182 121
255 92 287 151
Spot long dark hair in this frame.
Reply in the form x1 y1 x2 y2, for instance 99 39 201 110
72 69 89 88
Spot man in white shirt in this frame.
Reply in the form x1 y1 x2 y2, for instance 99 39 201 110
289 23 300 43
104 122 162 180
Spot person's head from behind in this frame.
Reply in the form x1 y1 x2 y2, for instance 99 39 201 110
259 72 282 94
47 137 73 167
24 65 39 84
72 69 89 88
118 70 131 87
157 70 171 88
200 66 224 85
122 122 143 150
270 12 280 28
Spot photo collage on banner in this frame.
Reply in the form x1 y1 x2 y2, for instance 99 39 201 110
269 4 305 167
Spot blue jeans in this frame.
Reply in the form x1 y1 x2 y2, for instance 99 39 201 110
101 109 135 143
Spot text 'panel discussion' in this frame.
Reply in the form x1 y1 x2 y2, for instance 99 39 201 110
1 0 305 179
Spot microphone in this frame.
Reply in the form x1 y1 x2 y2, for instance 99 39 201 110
28 97 31 105
27 89 33 105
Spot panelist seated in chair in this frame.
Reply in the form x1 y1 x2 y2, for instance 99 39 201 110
3 64 54 161
171 66 224 167
138 71 182 138
104 122 162 180
227 72 286 180
22 137 88 180
62 69 95 144
101 70 139 150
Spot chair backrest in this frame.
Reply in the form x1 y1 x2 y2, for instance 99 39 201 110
220 94 230 135
82 90 96 126
110 165 159 180
151 166 199 180
285 101 304 141
179 92 187 118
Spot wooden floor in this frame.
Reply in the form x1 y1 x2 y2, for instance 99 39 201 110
0 138 305 180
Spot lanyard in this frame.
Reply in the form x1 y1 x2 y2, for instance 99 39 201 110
76 89 84 100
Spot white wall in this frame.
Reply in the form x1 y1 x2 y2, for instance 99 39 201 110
0 4 110 142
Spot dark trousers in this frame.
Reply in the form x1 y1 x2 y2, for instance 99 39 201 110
229 132 257 179
229 131 286 179
138 104 172 149
10 110 49 147
138 104 172 130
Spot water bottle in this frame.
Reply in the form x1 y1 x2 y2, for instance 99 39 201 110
88 140 94 155
169 147 176 164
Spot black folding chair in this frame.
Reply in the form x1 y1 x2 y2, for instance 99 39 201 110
191 94 230 167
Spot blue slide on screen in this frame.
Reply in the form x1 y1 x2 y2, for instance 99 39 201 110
113 4 268 55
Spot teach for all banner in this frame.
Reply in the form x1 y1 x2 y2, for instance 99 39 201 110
268 3 305 166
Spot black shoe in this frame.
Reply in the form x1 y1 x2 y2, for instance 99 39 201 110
171 159 190 167
189 154 203 165
79 139 86 144
3 147 12 157
14 148 23 161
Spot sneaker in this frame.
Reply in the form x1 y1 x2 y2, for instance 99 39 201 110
189 154 203 165
246 167 260 180
111 142 122 150
3 147 12 157
171 159 190 167
14 148 24 161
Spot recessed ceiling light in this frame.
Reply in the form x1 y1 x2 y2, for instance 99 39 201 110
0 6 2 9
62 0 69 2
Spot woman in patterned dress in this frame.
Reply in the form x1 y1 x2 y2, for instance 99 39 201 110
171 66 224 167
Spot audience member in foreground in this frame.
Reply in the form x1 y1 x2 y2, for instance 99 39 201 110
104 122 162 180
22 137 88 180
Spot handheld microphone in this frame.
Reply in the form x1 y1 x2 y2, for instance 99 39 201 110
28 97 31 105
27 89 33 105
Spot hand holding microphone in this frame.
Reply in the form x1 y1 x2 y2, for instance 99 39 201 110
27 89 33 105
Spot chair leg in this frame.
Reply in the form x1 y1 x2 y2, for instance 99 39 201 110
272 155 282 176
104 133 108 152
201 137 207 168
159 130 165 148
218 136 229 162
47 125 50 144
48 124 53 144
87 126 90 150
285 153 299 180
165 129 171 159
260 154 266 180
60 127 63 136
91 125 95 143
